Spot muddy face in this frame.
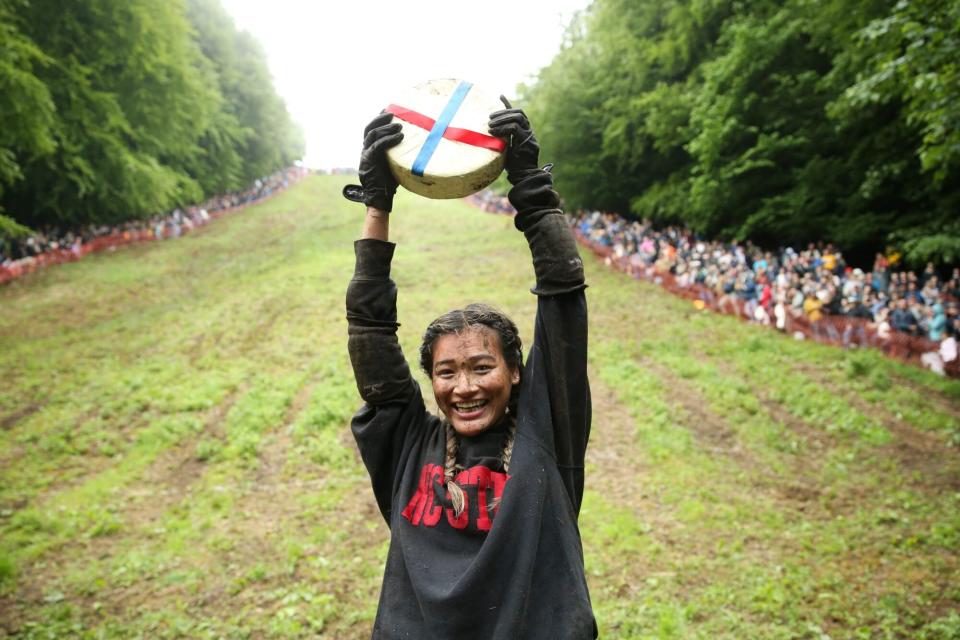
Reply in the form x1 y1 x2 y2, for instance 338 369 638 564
430 326 519 437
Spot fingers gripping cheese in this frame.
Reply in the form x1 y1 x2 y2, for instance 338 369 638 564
386 79 507 199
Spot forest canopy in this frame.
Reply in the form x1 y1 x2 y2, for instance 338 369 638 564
0 0 303 233
522 0 959 266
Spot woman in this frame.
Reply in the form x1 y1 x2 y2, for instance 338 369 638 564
343 101 597 638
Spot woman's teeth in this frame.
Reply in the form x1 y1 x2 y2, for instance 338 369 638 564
455 400 486 411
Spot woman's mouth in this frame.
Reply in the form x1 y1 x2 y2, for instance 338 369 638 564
453 400 488 418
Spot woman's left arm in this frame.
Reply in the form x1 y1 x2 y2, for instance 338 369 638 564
489 103 591 513
512 170 591 515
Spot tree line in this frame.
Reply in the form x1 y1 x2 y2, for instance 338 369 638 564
0 0 303 237
522 0 958 266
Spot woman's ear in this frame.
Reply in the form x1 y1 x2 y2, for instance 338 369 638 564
511 368 520 385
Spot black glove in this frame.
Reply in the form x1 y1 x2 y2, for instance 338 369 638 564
488 97 542 185
342 112 403 212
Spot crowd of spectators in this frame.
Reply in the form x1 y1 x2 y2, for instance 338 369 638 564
467 191 959 375
1 167 304 283
469 188 516 216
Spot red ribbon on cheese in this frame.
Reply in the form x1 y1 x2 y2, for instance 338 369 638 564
386 104 506 153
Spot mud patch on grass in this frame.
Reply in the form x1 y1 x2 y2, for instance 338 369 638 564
887 371 960 421
241 304 282 351
645 360 749 460
754 390 834 453
776 482 822 504
149 389 240 500
0 391 243 634
254 379 316 483
136 378 385 637
807 365 960 492
586 372 646 471
584 372 680 579
882 419 960 492
0 401 46 431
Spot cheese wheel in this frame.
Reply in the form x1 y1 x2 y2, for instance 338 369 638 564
385 79 506 199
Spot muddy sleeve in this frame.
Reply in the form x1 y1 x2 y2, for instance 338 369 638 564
509 170 585 297
346 239 425 521
346 239 416 404
510 170 592 513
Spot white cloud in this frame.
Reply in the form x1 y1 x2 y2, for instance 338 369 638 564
218 0 590 168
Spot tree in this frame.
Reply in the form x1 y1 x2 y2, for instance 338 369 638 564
524 0 960 266
0 0 55 237
186 0 304 186
0 0 304 231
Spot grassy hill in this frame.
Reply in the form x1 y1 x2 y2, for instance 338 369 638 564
1 176 958 639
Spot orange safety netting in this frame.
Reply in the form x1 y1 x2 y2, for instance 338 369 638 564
0 186 290 287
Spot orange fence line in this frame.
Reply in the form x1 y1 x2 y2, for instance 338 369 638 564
0 180 296 286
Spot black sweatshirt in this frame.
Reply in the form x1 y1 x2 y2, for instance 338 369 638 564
346 171 596 639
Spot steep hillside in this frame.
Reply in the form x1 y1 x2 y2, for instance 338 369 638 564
1 176 958 638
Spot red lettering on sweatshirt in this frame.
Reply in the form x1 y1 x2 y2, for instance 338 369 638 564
445 492 470 530
402 463 510 531
401 463 444 526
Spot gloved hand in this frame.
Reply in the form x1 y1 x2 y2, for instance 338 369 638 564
488 97 542 185
342 112 403 212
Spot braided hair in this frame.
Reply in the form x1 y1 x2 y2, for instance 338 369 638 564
420 303 522 517
443 419 516 516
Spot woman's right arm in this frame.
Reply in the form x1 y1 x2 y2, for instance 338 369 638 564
345 113 410 405
346 232 427 522
344 111 407 405
346 232 413 405
344 115 427 522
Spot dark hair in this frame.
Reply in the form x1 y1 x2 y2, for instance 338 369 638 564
419 303 523 408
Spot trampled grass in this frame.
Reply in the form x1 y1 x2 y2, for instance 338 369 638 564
1 175 958 639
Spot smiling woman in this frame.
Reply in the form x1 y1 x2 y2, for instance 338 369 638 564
343 102 596 638
421 305 522 436
430 327 517 433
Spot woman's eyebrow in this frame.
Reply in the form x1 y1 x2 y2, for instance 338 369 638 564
433 353 496 368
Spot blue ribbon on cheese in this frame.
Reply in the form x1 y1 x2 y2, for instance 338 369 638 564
411 81 473 177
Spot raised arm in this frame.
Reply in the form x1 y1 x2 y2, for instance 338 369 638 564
343 115 429 519
489 101 591 513
345 236 413 405
488 100 585 294
344 112 410 404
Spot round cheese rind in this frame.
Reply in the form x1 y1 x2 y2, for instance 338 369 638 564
386 79 506 200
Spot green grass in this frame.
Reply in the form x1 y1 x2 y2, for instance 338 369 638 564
1 176 958 639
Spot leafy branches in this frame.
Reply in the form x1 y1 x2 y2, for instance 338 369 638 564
525 0 959 266
0 0 303 233
839 0 960 183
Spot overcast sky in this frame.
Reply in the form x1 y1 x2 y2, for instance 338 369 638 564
219 0 592 169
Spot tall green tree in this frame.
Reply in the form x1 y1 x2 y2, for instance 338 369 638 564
829 0 960 264
186 0 304 187
0 0 303 233
3 0 219 227
0 0 55 236
525 0 960 265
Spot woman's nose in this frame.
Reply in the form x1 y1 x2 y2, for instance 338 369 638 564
453 371 476 393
